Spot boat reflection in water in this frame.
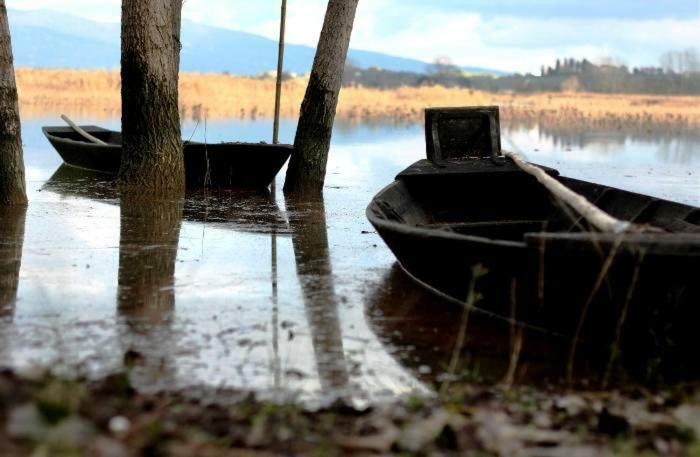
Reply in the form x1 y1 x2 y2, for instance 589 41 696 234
366 263 700 389
42 165 290 234
117 193 183 390
366 264 584 388
287 195 351 402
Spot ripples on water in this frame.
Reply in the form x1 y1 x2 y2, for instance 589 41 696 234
0 117 698 405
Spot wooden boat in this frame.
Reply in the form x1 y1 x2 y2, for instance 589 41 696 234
367 107 700 360
42 125 292 189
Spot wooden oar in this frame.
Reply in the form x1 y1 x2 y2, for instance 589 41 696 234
503 150 635 234
60 114 107 146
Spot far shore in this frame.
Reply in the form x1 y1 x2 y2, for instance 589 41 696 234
15 68 700 130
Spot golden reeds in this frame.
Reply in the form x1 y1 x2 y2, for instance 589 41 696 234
15 68 700 129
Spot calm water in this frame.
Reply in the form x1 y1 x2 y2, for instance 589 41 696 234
0 117 698 406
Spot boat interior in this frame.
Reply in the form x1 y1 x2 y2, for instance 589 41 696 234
376 166 700 244
44 126 123 145
370 106 700 248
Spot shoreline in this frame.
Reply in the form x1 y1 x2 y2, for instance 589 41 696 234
1 369 698 455
15 68 700 129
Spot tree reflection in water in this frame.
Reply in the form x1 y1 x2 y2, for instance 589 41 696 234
0 205 26 368
117 193 183 388
287 195 351 401
0 205 26 320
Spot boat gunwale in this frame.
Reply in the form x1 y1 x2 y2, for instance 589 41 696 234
42 126 121 149
366 180 528 250
367 177 700 256
42 126 295 150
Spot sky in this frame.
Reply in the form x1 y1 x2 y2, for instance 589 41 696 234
7 0 700 73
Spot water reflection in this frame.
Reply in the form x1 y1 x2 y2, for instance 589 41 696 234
0 206 26 319
366 265 592 388
43 165 118 201
503 121 700 166
367 263 700 389
117 195 183 388
43 164 289 235
2 116 698 404
498 123 700 206
287 196 350 401
23 160 372 402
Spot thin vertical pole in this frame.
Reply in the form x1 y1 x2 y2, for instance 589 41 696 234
270 0 287 394
273 0 287 146
271 0 286 391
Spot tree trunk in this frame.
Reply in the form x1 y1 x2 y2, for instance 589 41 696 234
283 0 359 195
0 2 26 205
120 0 184 193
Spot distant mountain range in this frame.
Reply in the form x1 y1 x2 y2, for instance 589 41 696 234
8 9 503 76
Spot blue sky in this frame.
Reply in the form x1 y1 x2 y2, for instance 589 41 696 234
7 0 700 73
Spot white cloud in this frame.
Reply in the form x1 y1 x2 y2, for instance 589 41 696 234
248 0 327 47
6 0 699 73
181 0 243 30
8 0 121 22
346 11 700 73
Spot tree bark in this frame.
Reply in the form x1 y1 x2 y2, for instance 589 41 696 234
283 0 359 195
120 0 184 193
0 2 26 205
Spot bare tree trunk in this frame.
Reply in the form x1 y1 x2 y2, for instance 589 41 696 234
283 0 359 195
0 2 26 205
120 0 184 193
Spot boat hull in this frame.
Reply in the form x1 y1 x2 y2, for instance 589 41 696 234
43 126 292 189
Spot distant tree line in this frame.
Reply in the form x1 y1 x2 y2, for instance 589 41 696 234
342 49 700 95
659 49 700 74
343 61 471 90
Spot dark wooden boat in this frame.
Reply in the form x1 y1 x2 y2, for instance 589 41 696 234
367 107 700 361
42 126 292 189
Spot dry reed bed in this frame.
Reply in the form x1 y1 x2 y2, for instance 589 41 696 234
15 68 700 129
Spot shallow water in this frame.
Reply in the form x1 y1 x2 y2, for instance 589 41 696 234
504 124 700 205
0 117 698 405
